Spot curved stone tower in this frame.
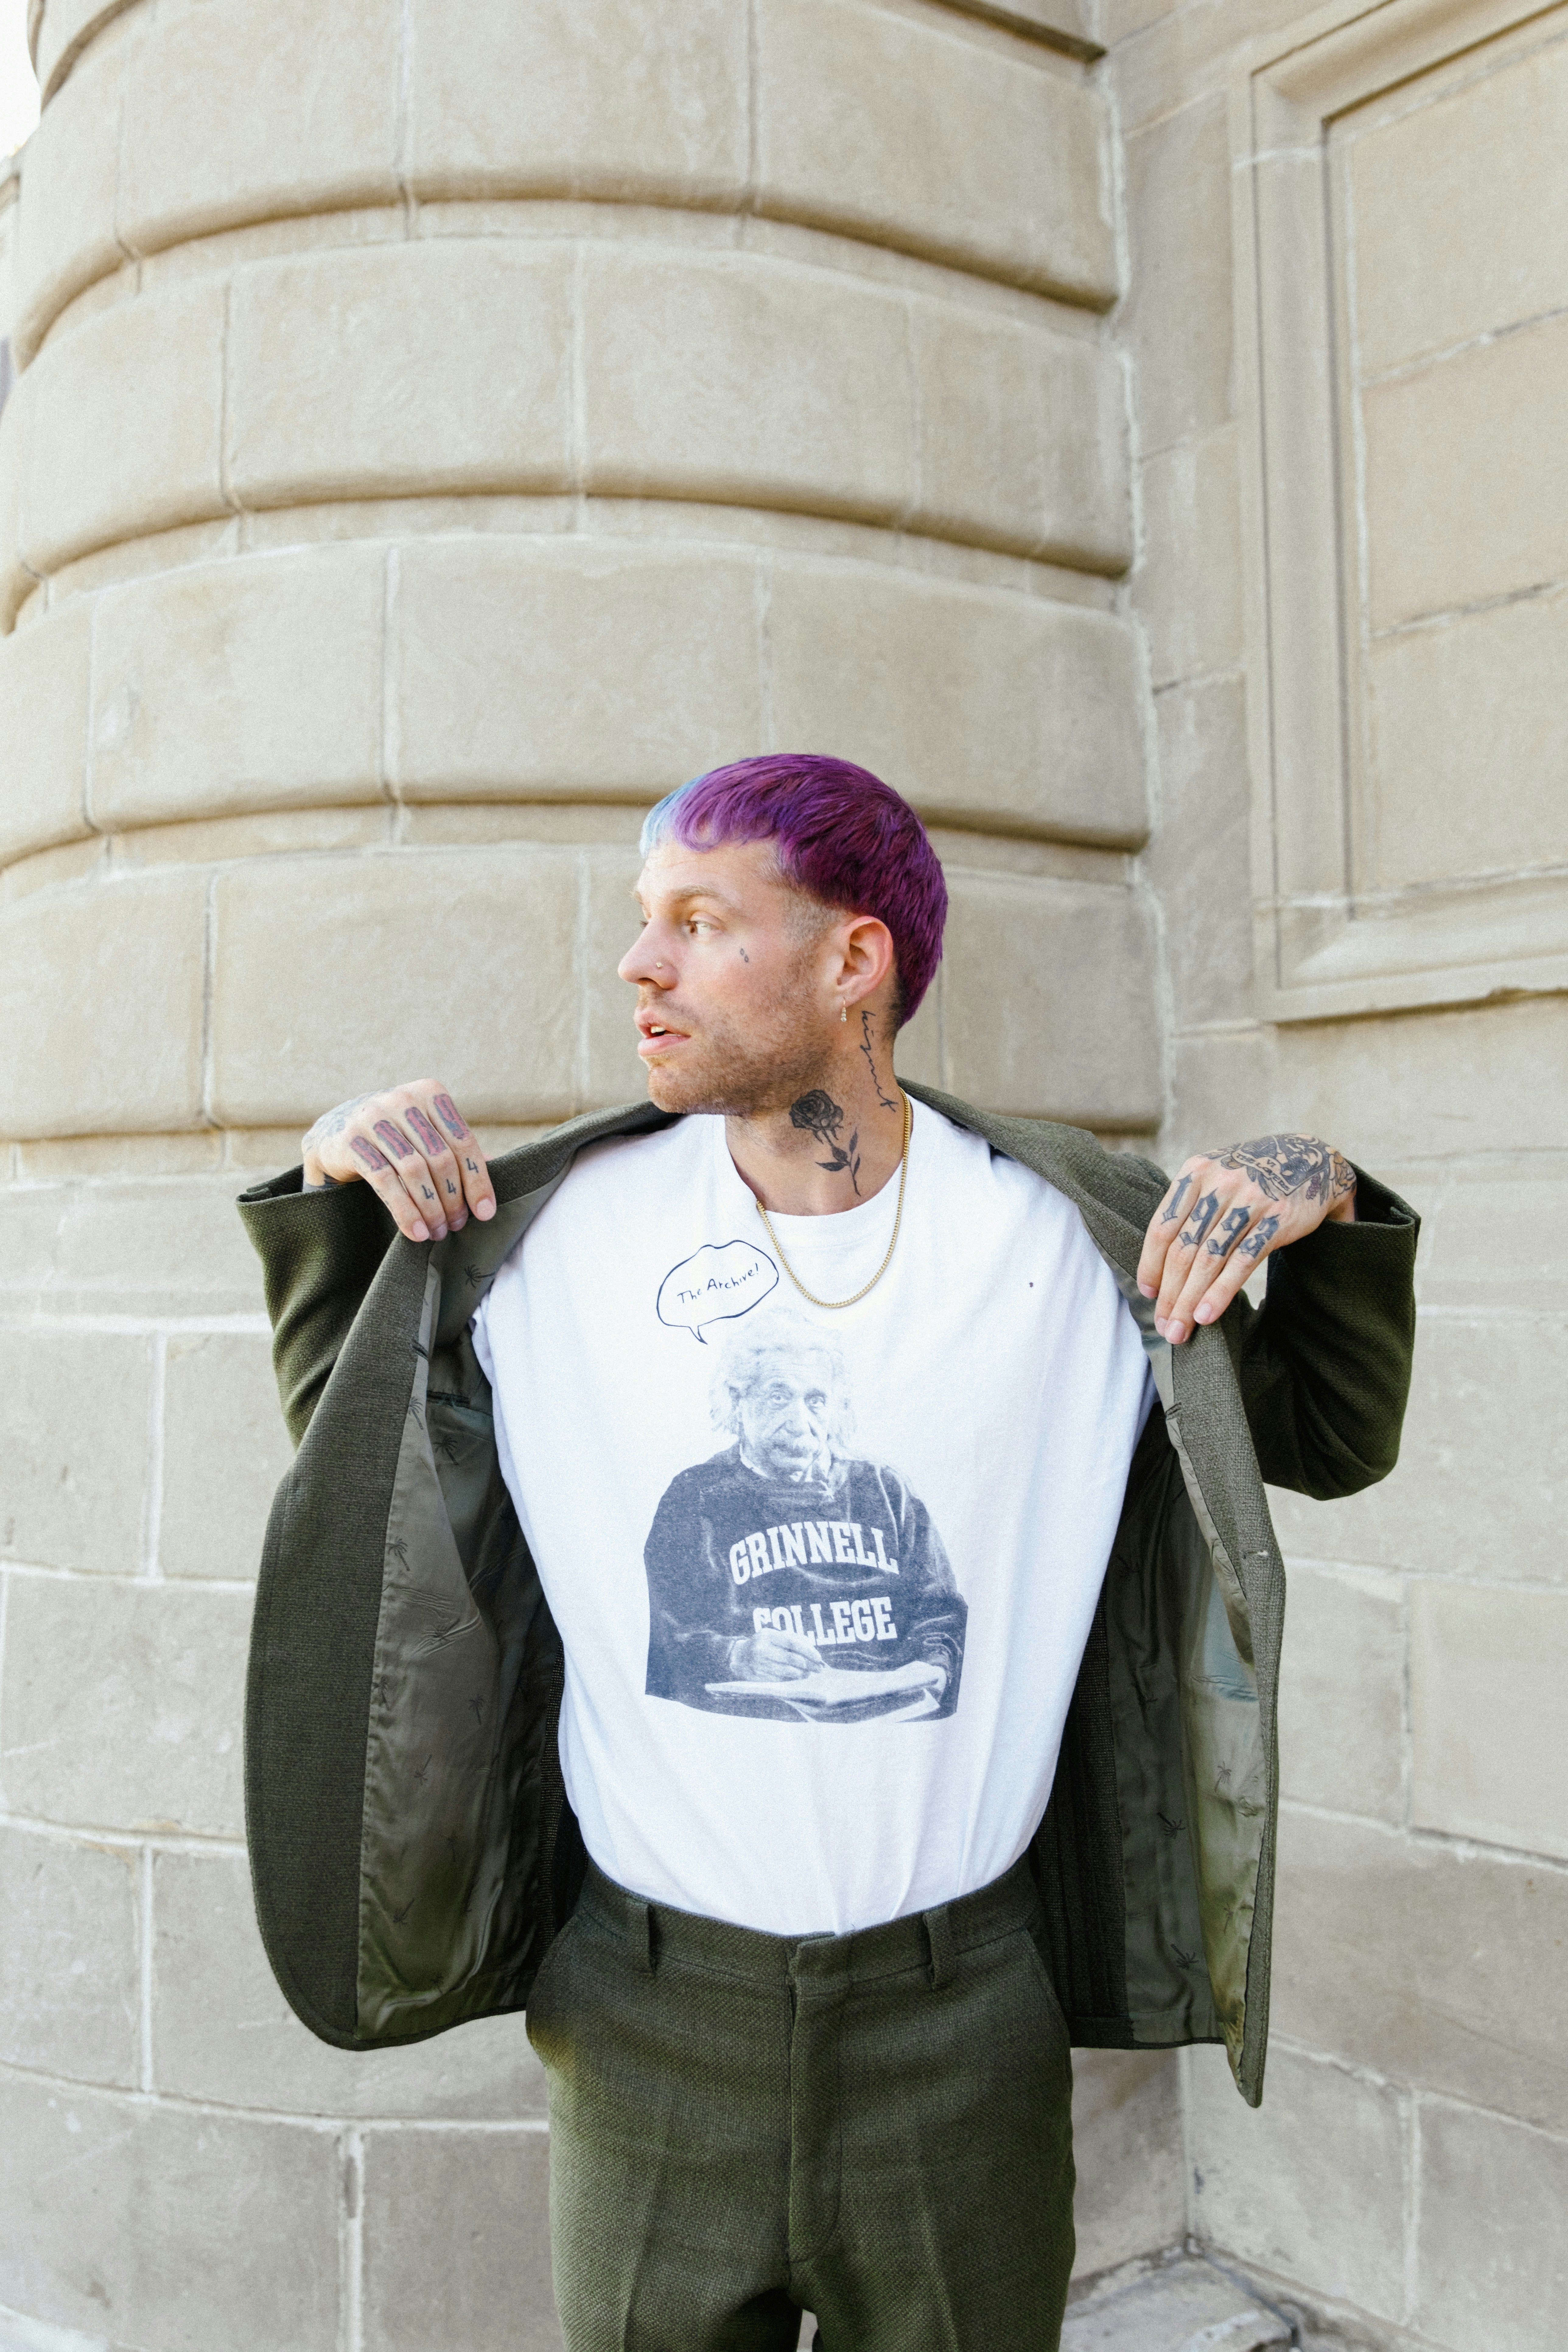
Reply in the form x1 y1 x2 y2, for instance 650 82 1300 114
0 3 1160 2343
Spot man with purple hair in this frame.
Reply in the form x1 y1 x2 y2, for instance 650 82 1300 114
241 754 1417 2351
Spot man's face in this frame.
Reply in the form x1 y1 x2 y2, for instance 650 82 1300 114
618 838 840 1116
734 1356 841 1483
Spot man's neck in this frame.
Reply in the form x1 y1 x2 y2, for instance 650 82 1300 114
725 1015 906 1216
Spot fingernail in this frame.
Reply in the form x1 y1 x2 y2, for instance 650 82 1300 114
1154 1316 1168 1338
431 1224 448 1241
1169 1320 1186 1343
1194 1301 1214 1324
1138 1281 1156 1299
412 1223 430 1242
475 1199 496 1220
452 1211 468 1230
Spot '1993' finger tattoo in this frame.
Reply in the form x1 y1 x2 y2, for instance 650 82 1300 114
1207 1205 1252 1259
1239 1214 1281 1259
374 1120 411 1159
404 1106 445 1158
352 1138 388 1174
1206 1134 1356 1207
434 1093 469 1139
1178 1190 1220 1248
1160 1174 1194 1226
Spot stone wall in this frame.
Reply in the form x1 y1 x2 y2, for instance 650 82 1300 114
1108 0 1568 2345
0 4 1179 2347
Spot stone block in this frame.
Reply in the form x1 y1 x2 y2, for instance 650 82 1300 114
1348 35 1568 378
942 873 1161 1125
209 845 581 1128
118 0 401 257
1276 1564 1403 1822
768 563 1146 845
1069 2050 1184 2279
1121 95 1232 456
362 2122 561 2352
1267 1314 1568 1589
405 0 746 207
0 601 91 867
1364 584 1568 891
16 276 227 576
1412 1154 1568 1317
151 1847 548 2119
0 1822 139 2087
908 294 1129 569
0 1577 249 1838
0 2066 340 2352
1186 2042 1406 2324
226 243 573 508
1063 2256 1287 2350
391 537 764 801
1364 312 1568 629
0 867 208 1137
1266 992 1568 1165
0 1329 150 1574
1410 1581 1568 1861
32 0 126 100
753 0 1115 303
1272 1808 1568 2135
87 546 386 829
1136 427 1243 688
579 245 913 532
11 1174 270 1319
11 28 125 363
1146 675 1253 1030
583 846 655 1111
1416 2097 1568 2352
159 1332 294 1582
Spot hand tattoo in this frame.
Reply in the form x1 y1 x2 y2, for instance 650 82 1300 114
858 1012 899 1113
1160 1174 1194 1226
1207 1134 1356 1208
404 1105 446 1158
1239 1214 1281 1259
790 1089 862 1195
352 1137 389 1174
433 1092 470 1140
1207 1205 1252 1259
302 1094 370 1153
1178 1190 1220 1249
374 1119 411 1159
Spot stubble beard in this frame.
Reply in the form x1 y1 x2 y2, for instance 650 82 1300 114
643 960 836 1120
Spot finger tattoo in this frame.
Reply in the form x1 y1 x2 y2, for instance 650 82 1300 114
1239 1214 1281 1259
404 1106 446 1157
302 1094 370 1152
1207 1205 1252 1259
373 1119 411 1159
434 1093 470 1139
352 1138 389 1173
1160 1174 1194 1226
1178 1191 1221 1249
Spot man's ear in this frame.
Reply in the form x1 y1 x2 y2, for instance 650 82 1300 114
838 915 897 999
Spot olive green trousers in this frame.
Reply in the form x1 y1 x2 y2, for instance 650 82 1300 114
525 1857 1077 2352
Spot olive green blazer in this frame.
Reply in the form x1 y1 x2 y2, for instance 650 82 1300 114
237 1084 1418 2106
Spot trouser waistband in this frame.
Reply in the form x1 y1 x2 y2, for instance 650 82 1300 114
576 1853 1041 1992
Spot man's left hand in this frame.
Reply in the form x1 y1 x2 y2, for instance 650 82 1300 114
1137 1134 1356 1346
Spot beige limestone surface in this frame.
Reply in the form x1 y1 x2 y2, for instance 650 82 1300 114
1 0 1563 2345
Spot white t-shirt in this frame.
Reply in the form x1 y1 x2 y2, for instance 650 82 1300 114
471 1100 1152 1936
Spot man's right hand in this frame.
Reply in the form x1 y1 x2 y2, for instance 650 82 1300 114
727 1629 821 1682
300 1080 497 1244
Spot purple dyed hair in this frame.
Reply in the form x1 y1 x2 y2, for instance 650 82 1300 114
640 755 947 1023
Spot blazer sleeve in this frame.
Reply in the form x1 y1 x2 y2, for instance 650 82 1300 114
1225 1167 1420 1500
237 1168 400 1446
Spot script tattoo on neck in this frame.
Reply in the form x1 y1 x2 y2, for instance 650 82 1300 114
790 1089 862 1195
858 1010 899 1113
1208 1134 1356 1208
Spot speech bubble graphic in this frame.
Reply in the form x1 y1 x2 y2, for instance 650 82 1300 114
657 1239 779 1343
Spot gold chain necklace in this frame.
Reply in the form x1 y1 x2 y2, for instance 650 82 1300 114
755 1091 912 1310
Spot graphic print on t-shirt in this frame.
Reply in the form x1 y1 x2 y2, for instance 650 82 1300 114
643 1309 967 1724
